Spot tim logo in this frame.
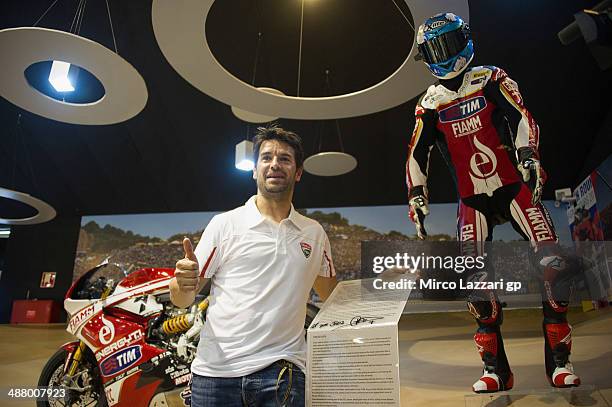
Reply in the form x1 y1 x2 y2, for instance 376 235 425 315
100 345 142 377
439 96 487 123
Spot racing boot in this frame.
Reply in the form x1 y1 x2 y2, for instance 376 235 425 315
472 330 514 393
539 253 581 387
468 290 514 393
544 322 581 388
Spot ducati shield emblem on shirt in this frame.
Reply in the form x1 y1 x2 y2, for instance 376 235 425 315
300 242 312 258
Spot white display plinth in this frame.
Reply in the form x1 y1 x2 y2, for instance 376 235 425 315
307 278 411 406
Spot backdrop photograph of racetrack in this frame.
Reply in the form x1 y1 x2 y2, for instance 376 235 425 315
73 200 572 283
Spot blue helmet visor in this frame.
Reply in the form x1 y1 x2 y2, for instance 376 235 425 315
418 28 470 65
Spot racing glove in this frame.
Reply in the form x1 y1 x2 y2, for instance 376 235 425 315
408 186 429 240
517 147 546 206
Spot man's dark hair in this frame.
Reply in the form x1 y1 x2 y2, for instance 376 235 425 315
252 126 304 168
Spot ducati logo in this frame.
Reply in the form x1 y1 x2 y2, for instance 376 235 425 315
99 315 116 345
300 242 312 258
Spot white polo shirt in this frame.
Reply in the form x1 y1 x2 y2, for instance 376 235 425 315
191 196 335 377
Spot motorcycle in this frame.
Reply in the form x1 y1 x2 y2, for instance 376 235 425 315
38 259 320 407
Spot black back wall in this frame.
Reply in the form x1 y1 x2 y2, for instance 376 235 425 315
0 0 610 218
0 216 80 323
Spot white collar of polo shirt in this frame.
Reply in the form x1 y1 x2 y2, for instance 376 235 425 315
245 196 305 231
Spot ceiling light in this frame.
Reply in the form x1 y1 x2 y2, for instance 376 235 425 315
303 71 357 176
0 186 56 225
48 60 75 92
152 0 469 119
235 140 254 171
232 87 285 123
304 152 357 176
0 27 148 125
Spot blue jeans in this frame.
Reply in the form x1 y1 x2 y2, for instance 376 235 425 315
191 360 305 407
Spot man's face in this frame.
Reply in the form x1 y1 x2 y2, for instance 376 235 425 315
253 140 303 197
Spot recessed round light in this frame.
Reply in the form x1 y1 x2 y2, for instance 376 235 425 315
24 60 105 104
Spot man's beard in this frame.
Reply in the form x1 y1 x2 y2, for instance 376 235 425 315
258 176 294 197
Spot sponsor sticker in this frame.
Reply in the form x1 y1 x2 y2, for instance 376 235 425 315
429 20 446 29
99 315 116 345
180 385 192 406
105 387 117 406
454 56 467 73
100 345 142 377
68 305 94 333
525 207 554 242
170 368 190 380
451 116 484 137
439 96 487 123
501 78 522 104
469 137 498 178
96 330 144 361
174 373 192 386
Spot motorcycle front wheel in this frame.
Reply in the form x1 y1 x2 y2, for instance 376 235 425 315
37 348 107 407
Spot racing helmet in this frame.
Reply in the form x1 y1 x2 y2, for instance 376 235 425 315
416 13 474 80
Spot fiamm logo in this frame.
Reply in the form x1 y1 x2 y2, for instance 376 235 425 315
100 345 142 377
439 96 487 123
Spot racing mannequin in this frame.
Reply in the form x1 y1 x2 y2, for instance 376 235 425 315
406 13 581 392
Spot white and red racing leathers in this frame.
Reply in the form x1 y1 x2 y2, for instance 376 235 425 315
406 66 580 386
406 65 556 250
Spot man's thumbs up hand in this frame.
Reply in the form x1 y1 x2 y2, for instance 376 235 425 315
174 237 200 293
183 237 198 262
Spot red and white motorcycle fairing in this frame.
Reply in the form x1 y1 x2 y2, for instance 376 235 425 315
54 265 202 407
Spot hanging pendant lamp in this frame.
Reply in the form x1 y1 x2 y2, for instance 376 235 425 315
0 0 147 125
304 70 357 177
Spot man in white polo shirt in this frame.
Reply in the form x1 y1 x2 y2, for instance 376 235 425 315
170 126 337 406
